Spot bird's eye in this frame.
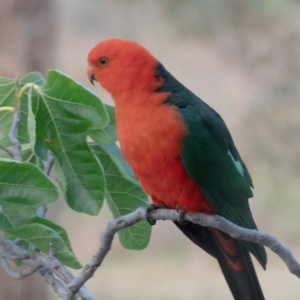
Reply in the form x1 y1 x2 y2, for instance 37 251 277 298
99 57 108 65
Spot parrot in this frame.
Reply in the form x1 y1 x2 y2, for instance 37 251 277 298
87 38 267 300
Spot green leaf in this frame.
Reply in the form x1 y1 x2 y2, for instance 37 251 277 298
19 144 35 162
18 72 45 145
54 156 67 198
89 104 118 143
30 70 109 215
26 86 36 150
0 159 58 208
100 142 136 182
6 217 81 269
103 104 118 141
90 144 151 250
0 159 58 229
88 104 136 181
20 72 45 87
0 72 44 149
0 77 15 146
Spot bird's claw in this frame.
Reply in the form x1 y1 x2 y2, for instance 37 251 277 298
145 203 167 225
176 206 188 225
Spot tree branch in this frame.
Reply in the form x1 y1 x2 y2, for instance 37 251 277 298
1 207 299 300
0 235 97 300
39 266 71 299
66 207 300 299
184 210 300 277
0 257 40 279
66 208 145 298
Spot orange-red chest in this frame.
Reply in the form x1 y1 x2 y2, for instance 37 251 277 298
114 92 215 213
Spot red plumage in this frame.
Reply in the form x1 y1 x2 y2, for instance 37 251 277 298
88 38 215 213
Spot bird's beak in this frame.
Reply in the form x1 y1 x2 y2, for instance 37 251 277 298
87 66 96 86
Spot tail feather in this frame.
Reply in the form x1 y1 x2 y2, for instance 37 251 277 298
174 222 265 300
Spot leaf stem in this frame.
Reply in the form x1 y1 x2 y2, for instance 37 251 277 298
0 106 14 112
17 83 34 99
16 83 39 108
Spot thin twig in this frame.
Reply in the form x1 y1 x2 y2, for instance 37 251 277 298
44 150 54 175
0 247 30 261
0 236 28 259
37 151 55 218
66 208 145 298
0 144 14 157
0 257 40 279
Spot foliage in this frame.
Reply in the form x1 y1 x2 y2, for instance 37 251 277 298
0 71 151 269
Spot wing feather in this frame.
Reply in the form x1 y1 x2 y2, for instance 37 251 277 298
157 63 267 268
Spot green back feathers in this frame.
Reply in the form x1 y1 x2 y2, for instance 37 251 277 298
156 63 267 268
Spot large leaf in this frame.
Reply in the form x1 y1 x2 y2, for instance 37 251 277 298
0 159 58 212
30 70 109 215
90 144 151 250
6 217 81 269
0 158 57 229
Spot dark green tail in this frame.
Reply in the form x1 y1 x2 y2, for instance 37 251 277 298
174 221 265 300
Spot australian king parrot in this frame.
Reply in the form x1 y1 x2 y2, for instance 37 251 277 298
87 38 267 300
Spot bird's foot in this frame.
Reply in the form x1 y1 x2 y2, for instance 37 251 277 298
145 203 167 225
176 206 188 225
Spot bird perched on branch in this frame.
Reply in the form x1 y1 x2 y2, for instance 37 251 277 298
87 38 267 300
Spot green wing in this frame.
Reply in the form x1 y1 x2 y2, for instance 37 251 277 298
157 63 267 268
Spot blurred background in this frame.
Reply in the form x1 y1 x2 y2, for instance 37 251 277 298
1 0 300 299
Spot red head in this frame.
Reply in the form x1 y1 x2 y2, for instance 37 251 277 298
87 38 162 99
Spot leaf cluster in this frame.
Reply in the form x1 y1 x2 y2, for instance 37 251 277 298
0 71 151 268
